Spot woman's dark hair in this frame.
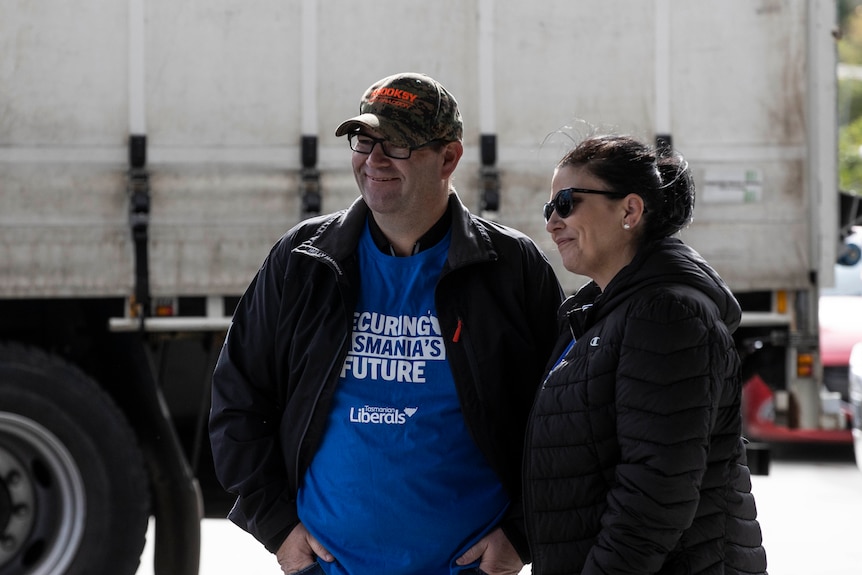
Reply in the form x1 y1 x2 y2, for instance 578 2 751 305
557 134 694 242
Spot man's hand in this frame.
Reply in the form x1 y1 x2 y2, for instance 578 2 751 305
275 522 334 574
455 527 523 575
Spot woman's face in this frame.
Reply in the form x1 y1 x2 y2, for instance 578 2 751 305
546 165 640 290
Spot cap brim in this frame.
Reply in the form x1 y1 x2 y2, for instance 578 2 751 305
335 114 382 137
335 114 411 147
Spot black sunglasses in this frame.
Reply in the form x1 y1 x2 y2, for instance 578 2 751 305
543 187 629 222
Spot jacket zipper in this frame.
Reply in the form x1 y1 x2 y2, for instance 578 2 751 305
451 315 487 404
294 330 347 490
521 375 544 566
292 247 351 487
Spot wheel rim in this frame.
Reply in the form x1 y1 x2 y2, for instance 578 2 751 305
0 413 86 575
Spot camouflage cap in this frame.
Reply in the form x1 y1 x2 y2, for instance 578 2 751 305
335 72 463 149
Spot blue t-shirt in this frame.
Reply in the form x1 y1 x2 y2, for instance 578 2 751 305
297 223 508 574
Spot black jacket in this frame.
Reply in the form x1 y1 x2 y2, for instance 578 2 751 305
209 193 563 560
524 238 767 575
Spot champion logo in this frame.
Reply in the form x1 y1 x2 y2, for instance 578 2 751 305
589 336 601 347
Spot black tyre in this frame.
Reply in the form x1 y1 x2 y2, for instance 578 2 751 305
0 343 150 575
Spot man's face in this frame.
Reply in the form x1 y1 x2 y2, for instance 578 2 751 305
350 130 459 221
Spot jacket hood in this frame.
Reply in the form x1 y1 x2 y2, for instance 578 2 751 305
563 237 741 337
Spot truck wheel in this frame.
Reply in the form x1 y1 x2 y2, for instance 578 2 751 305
0 343 150 575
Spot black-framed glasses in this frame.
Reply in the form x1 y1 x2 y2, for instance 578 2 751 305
348 133 442 160
543 187 628 222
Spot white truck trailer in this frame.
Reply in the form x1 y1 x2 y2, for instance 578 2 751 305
0 1 842 573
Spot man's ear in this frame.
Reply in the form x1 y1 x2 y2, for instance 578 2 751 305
441 141 464 179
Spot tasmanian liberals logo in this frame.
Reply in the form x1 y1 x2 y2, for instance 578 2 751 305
349 405 418 425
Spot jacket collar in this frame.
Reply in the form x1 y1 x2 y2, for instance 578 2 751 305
561 238 741 338
297 192 497 270
367 202 453 256
446 192 498 270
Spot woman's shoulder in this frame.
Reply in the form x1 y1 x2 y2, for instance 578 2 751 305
622 282 721 327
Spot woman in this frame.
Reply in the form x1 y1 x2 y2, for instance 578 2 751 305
524 134 767 574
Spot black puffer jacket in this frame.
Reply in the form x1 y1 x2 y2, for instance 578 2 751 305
524 238 767 575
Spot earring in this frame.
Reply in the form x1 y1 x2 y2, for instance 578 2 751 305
623 222 631 230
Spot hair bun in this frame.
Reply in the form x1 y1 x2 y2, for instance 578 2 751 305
655 153 695 236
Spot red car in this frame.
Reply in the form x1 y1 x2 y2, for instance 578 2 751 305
850 343 862 470
742 230 862 446
821 296 862 394
821 229 862 402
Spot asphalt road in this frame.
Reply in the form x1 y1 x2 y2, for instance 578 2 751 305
136 443 862 574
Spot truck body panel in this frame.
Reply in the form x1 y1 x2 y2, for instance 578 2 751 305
1 1 835 297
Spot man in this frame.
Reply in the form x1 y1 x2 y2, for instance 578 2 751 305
209 72 563 575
